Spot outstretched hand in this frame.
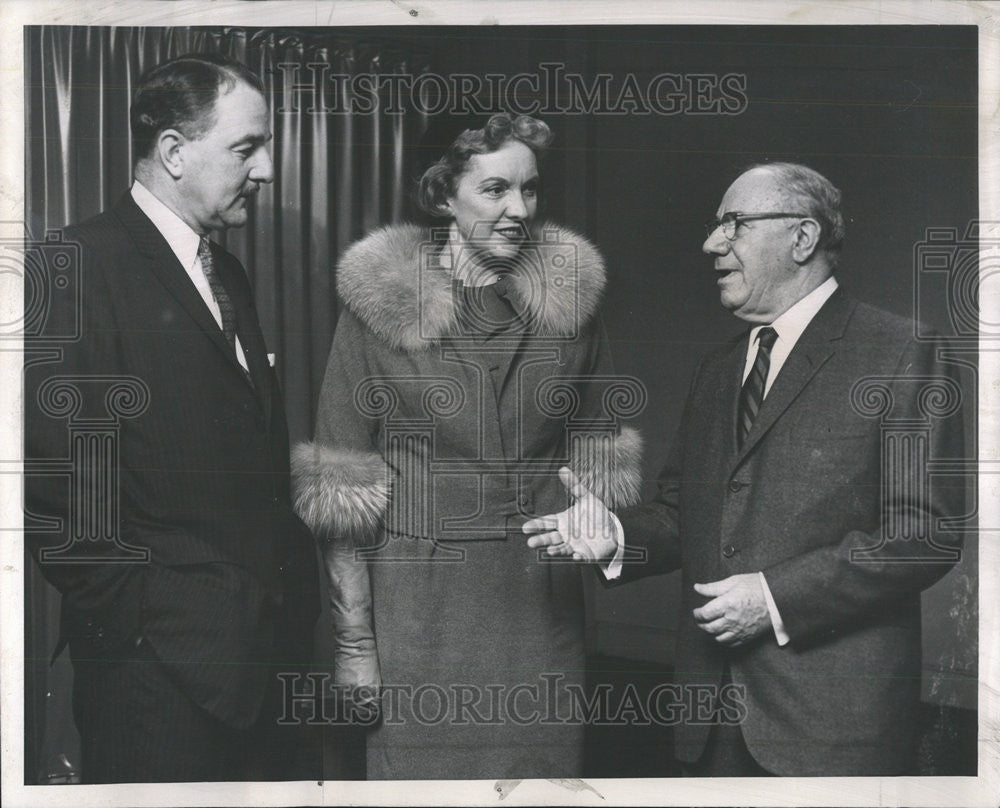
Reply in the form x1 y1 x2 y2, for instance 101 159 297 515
522 467 618 562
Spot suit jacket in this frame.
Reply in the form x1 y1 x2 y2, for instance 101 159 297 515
25 192 319 730
616 288 964 775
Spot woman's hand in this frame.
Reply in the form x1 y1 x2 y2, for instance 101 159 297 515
324 543 381 723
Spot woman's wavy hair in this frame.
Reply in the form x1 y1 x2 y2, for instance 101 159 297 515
417 112 553 217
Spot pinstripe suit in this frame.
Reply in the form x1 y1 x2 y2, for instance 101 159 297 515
25 192 319 781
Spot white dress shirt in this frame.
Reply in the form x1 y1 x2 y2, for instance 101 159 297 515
131 181 249 371
604 276 840 647
742 276 839 391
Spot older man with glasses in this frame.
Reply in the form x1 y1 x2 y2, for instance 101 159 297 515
524 162 965 777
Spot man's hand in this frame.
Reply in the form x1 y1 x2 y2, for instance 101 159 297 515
692 574 771 646
522 467 617 562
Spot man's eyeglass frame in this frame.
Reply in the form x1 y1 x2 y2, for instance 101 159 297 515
704 212 811 241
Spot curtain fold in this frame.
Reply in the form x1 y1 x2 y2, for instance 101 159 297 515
24 24 430 783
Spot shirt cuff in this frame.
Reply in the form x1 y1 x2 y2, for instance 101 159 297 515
601 514 626 580
759 571 790 646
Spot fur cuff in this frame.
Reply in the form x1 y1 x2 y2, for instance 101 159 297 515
569 426 643 508
291 442 390 541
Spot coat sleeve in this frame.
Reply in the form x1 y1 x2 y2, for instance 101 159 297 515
291 309 391 540
24 224 145 651
611 355 704 584
290 308 389 705
565 317 644 509
762 336 966 643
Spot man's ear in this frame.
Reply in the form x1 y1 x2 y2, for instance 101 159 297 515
791 218 821 263
156 129 185 179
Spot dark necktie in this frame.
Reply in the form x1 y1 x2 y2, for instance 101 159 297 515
737 326 778 448
198 236 238 354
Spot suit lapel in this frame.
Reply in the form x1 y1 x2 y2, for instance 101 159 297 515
732 288 856 466
112 193 260 396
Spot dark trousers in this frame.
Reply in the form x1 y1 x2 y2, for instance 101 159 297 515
678 667 919 777
680 721 774 777
72 636 247 783
679 667 774 778
71 636 319 783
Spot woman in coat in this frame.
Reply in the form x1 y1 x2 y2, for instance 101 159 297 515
292 112 642 780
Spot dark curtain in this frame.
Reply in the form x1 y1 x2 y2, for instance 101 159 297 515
24 25 430 784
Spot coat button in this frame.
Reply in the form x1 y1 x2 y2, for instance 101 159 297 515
722 544 737 558
728 480 745 492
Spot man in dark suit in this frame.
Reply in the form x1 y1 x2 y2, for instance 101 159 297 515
25 54 319 783
524 162 964 776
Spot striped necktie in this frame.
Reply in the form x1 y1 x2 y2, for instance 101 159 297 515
737 326 778 449
198 236 238 354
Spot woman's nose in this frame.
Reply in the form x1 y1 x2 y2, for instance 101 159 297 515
505 192 528 220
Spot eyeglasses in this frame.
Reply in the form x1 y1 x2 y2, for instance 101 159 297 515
704 212 810 241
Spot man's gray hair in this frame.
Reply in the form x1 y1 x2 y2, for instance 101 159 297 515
750 162 845 261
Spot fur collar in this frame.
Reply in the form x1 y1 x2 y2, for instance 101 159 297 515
337 222 606 353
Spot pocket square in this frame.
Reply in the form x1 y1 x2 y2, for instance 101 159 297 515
267 353 276 367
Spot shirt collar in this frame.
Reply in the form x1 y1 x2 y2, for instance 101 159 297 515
749 275 839 346
131 180 202 271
